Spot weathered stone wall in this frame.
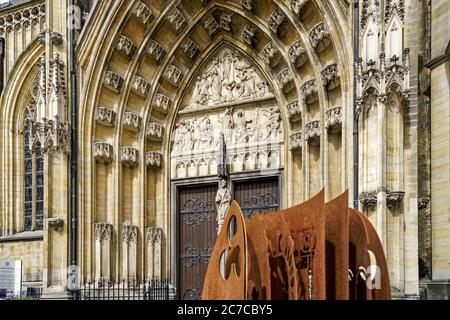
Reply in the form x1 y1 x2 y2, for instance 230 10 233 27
0 239 43 285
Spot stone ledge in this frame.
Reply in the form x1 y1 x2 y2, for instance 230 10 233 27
0 231 43 243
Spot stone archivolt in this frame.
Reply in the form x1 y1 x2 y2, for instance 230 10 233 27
287 99 302 122
146 152 163 169
131 76 151 97
301 79 319 104
116 35 136 60
133 1 153 25
146 40 165 63
154 93 172 113
123 111 142 132
95 106 116 127
289 131 303 151
147 123 164 142
94 143 114 164
305 120 321 144
325 106 342 133
309 22 331 52
104 71 124 93
121 147 139 168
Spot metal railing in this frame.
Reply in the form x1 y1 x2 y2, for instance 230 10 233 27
76 279 171 300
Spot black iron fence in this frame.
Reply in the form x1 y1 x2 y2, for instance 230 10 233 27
75 279 171 300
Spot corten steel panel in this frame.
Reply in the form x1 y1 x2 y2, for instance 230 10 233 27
325 191 350 300
352 210 391 300
202 201 248 300
179 184 218 300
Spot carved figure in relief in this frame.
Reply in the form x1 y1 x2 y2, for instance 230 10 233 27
193 117 208 150
268 107 282 139
234 111 252 144
218 107 235 143
215 178 232 234
201 118 215 149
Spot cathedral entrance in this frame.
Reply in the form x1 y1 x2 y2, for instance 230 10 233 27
171 44 286 299
178 184 218 300
177 176 281 300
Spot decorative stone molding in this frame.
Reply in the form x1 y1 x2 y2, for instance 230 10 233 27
321 64 340 89
123 111 142 132
94 222 113 242
241 0 253 11
116 35 136 60
183 38 200 59
291 0 309 15
243 24 257 47
166 7 185 32
38 31 63 46
171 105 283 179
131 76 151 97
165 65 183 86
305 120 321 144
29 117 71 155
418 197 430 210
47 218 64 231
147 41 165 63
95 106 116 127
120 147 139 168
361 0 381 30
203 15 219 37
309 22 330 52
287 99 302 122
146 123 164 142
0 2 46 36
267 8 285 34
103 71 123 93
277 69 294 92
260 42 279 66
94 142 114 164
121 222 138 282
94 222 113 285
154 93 171 113
289 132 303 151
48 54 67 105
386 191 405 208
360 191 377 209
146 152 163 169
134 1 153 25
121 222 138 244
289 40 307 66
301 79 318 104
220 13 233 32
384 0 404 24
325 106 342 133
146 227 163 280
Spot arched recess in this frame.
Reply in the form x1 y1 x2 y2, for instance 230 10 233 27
76 0 352 284
0 38 44 236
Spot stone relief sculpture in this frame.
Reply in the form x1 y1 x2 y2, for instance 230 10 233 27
215 178 232 234
171 47 284 179
185 48 273 111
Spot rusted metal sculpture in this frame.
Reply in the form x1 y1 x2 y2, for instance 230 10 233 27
202 190 391 300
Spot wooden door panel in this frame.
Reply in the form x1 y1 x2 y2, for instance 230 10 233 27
234 178 279 219
179 184 218 300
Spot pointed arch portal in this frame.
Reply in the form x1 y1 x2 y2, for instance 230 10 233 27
74 0 352 296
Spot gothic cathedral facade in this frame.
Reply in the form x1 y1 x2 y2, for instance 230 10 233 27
0 0 449 299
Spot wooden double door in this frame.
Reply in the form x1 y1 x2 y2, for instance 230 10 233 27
178 177 280 300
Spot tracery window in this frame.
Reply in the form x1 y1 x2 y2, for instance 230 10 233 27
23 122 44 231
